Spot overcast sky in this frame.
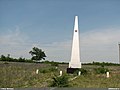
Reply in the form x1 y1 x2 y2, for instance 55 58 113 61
0 0 120 63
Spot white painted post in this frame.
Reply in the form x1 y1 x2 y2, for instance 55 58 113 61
60 71 62 76
36 69 39 74
106 72 109 78
55 67 58 69
78 71 81 76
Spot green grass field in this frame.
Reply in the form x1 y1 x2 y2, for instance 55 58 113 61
0 61 120 88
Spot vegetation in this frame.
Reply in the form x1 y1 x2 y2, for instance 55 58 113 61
39 67 58 73
0 45 120 88
50 61 59 66
94 67 109 74
1 53 119 68
0 47 46 63
79 68 88 75
83 61 120 66
73 68 88 76
0 62 120 88
29 47 46 61
0 54 33 63
0 49 119 88
50 74 69 87
70 74 120 87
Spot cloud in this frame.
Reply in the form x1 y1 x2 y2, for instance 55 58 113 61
42 40 72 62
81 28 120 46
0 26 31 58
0 27 71 61
0 26 120 63
80 28 120 63
0 27 27 45
43 28 120 63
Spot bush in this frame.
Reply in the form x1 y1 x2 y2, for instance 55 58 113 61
25 60 34 63
74 68 88 75
80 68 88 75
43 60 50 64
49 67 58 72
94 67 109 74
39 67 58 73
0 55 6 61
18 57 25 62
50 75 69 87
92 61 120 66
0 54 35 63
39 69 48 73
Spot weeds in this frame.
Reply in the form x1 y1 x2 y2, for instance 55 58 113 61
50 74 69 87
94 67 109 74
0 62 120 88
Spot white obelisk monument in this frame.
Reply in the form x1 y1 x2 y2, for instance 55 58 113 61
69 16 81 68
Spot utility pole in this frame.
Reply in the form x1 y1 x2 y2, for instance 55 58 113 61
118 43 120 64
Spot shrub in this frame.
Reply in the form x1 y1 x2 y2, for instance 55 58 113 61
39 69 48 73
74 68 88 75
0 55 6 61
49 67 58 72
94 67 109 74
25 60 34 63
92 61 120 66
18 57 25 62
0 54 34 63
80 68 88 75
43 60 50 64
39 67 58 73
50 75 69 87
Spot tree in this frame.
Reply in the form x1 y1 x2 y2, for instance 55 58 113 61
29 47 46 61
0 55 6 61
18 57 25 62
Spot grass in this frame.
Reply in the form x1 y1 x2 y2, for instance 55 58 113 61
70 74 120 88
0 61 120 88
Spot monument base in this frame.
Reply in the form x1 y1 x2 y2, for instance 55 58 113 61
67 68 80 74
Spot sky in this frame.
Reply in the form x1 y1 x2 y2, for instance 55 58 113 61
0 0 120 63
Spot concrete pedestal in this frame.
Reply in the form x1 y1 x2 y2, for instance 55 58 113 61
67 68 80 74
